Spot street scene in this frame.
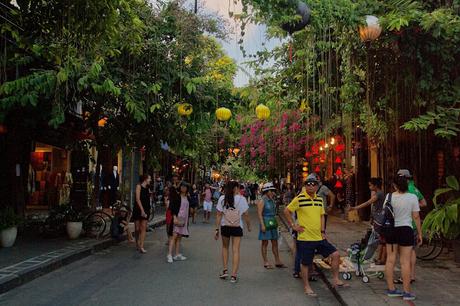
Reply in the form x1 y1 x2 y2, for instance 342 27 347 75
1 0 460 306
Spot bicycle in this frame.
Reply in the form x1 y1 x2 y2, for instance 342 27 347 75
82 208 113 239
415 232 444 260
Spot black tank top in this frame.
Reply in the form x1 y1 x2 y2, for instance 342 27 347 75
140 186 150 210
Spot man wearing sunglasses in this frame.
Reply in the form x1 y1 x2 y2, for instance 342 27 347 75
284 174 347 297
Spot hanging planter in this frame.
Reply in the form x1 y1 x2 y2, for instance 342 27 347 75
216 107 232 122
359 15 382 42
256 104 270 120
281 0 311 35
177 103 193 117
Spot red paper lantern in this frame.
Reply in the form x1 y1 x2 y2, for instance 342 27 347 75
334 144 345 153
335 156 342 164
305 151 312 158
334 180 343 188
314 166 321 173
313 157 320 164
335 167 343 176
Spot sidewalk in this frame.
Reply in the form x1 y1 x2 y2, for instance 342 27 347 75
0 215 166 294
299 215 460 306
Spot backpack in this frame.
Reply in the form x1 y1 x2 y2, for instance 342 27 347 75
222 199 240 227
374 193 394 236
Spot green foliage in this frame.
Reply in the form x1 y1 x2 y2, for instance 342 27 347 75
423 176 460 239
0 207 22 230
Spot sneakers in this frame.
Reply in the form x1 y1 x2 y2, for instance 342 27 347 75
403 292 416 301
166 254 173 263
173 254 187 261
386 289 404 297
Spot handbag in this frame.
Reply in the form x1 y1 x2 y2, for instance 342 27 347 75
264 217 278 230
174 217 186 227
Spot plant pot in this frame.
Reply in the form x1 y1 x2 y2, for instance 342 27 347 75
1 226 18 247
66 222 82 240
452 239 460 263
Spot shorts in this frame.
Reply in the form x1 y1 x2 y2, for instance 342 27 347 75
203 201 213 212
221 226 243 237
297 239 337 266
385 226 414 247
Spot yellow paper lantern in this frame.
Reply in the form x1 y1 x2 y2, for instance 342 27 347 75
216 107 232 121
256 104 270 120
177 103 193 116
359 15 382 42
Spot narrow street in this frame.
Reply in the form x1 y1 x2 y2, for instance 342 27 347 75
0 208 339 306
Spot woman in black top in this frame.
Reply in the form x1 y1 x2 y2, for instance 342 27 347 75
133 174 152 254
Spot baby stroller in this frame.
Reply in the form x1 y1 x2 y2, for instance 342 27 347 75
342 227 385 283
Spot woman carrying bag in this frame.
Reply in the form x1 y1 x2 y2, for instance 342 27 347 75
257 182 286 269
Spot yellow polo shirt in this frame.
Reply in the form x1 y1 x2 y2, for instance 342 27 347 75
287 192 325 241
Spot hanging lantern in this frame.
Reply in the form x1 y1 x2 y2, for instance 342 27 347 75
313 157 320 164
98 117 108 127
314 166 321 173
177 103 193 116
255 104 270 120
302 167 308 172
334 180 343 189
335 156 342 164
335 167 343 177
302 172 308 178
216 107 232 121
0 124 7 134
281 1 311 35
334 144 345 153
359 15 382 42
305 151 312 158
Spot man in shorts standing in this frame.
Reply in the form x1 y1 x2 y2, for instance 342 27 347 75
284 174 347 297
202 183 214 223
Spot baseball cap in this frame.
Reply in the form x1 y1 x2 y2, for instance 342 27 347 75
397 169 412 178
262 182 276 192
305 173 319 183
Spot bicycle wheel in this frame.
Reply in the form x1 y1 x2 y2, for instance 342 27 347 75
149 205 155 222
416 233 442 260
83 211 111 239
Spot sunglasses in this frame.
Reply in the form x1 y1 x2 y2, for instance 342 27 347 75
305 182 318 186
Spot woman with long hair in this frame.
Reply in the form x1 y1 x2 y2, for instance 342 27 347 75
384 175 422 301
167 182 190 263
215 181 251 283
133 174 152 253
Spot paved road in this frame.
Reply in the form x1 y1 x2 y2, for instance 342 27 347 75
0 207 339 306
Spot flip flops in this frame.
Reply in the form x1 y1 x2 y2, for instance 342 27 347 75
264 264 274 269
305 291 318 297
275 264 288 268
335 283 350 289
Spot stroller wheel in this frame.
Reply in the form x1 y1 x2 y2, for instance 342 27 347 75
342 273 348 280
362 276 370 283
355 270 361 277
347 273 352 280
377 272 384 280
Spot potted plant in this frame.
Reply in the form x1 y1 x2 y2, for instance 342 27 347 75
0 207 22 247
64 206 84 240
422 176 460 261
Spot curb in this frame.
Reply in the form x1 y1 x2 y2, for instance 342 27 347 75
0 217 166 295
277 212 348 306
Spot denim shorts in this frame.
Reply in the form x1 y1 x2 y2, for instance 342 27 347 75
297 239 337 266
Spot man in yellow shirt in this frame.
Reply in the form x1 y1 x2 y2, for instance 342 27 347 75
284 174 346 296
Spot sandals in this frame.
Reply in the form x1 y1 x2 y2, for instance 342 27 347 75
230 275 238 283
305 291 318 297
264 264 274 269
334 283 350 289
275 264 288 268
394 278 415 284
219 269 229 280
